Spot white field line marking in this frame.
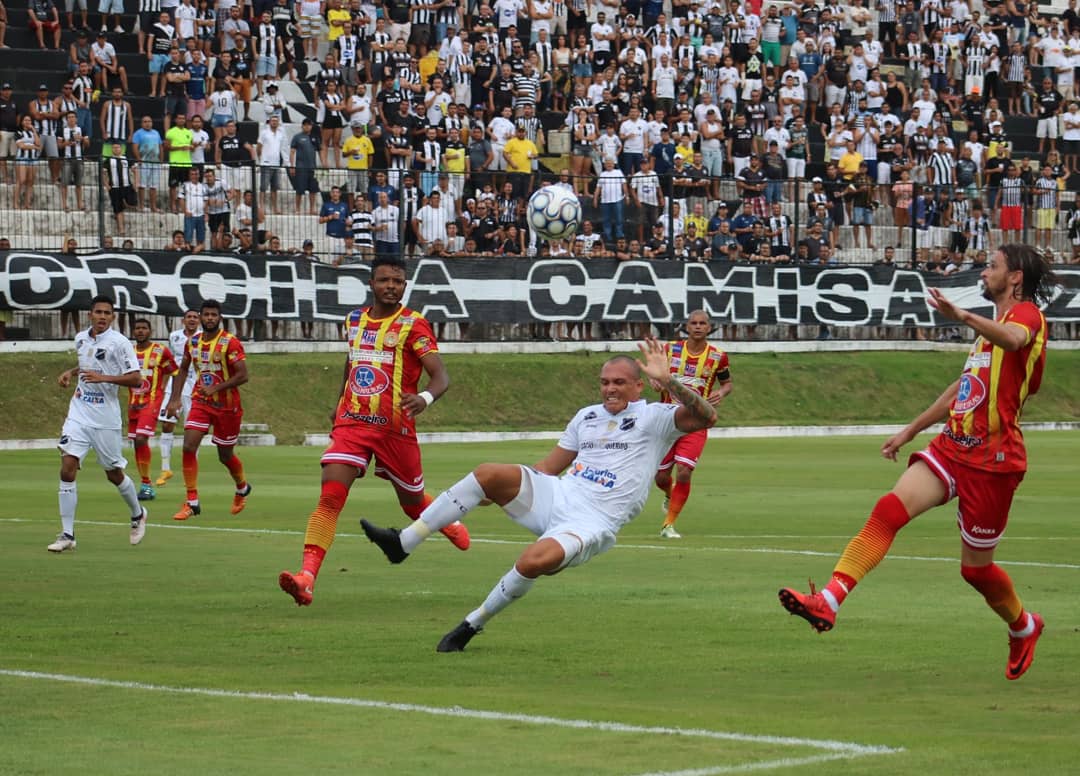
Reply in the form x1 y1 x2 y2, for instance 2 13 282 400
0 669 902 760
630 752 862 776
3 518 1078 570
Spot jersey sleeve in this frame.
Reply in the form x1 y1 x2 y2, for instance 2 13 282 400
715 351 731 383
1004 302 1043 347
225 336 246 364
409 315 439 358
160 346 180 376
557 409 585 453
115 338 140 375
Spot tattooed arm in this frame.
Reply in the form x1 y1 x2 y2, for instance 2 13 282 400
636 336 718 433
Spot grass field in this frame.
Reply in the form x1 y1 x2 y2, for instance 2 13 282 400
2 435 1078 775
4 350 1080 441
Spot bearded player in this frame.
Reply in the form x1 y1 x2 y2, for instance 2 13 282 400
156 308 200 486
128 318 179 501
652 310 733 538
279 255 470 607
779 244 1056 680
166 299 252 520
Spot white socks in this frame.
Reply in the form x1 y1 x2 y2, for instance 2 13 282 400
116 475 142 518
400 473 486 554
59 480 77 537
465 566 536 629
1009 613 1034 638
159 432 174 471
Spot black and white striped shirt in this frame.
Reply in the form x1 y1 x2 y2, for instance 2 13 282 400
139 0 161 12
964 214 990 248
676 44 696 71
15 129 39 160
441 114 465 137
515 115 541 143
929 151 954 185
1005 54 1025 82
32 99 56 136
532 40 552 75
350 211 374 247
878 0 897 24
420 138 442 171
435 1 457 27
450 52 471 86
949 197 969 229
513 73 540 109
401 185 420 222
999 177 1023 207
105 155 132 188
256 22 278 59
387 135 411 171
72 75 93 108
102 102 130 142
370 31 392 68
965 44 987 78
768 214 791 247
929 42 948 74
1034 177 1058 210
57 97 79 117
61 125 83 159
410 0 433 26
336 33 359 67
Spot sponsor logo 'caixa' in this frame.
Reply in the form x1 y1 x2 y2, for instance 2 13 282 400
350 365 390 396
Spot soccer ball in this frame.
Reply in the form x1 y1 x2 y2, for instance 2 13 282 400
527 185 582 242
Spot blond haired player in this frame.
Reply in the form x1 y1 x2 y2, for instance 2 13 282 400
652 310 732 538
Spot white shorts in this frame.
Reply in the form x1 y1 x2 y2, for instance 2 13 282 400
159 384 193 423
98 0 122 12
0 130 14 158
490 144 506 171
1037 117 1058 139
876 160 892 185
786 158 805 179
503 465 617 570
58 419 127 470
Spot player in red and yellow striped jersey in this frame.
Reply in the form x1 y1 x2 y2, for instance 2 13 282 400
780 245 1057 680
279 255 469 607
127 318 179 501
165 299 251 521
651 310 733 538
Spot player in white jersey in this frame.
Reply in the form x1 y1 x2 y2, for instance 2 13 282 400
157 309 201 485
361 338 718 651
51 295 148 552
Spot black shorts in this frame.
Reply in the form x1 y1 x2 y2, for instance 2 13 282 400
169 164 190 187
109 185 136 213
322 114 343 129
291 167 320 194
879 21 896 42
949 232 968 253
209 212 230 233
408 23 431 47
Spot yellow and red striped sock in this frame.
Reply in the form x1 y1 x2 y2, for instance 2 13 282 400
301 480 350 580
135 443 152 485
182 450 199 502
828 492 911 606
663 480 691 527
224 454 246 489
402 492 435 521
961 563 1025 626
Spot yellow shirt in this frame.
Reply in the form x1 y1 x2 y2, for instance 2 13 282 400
684 214 707 236
675 143 694 163
341 134 374 170
326 8 350 41
503 137 538 173
443 142 466 174
838 151 863 180
418 51 440 83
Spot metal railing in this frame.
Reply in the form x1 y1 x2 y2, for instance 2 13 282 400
0 162 1076 266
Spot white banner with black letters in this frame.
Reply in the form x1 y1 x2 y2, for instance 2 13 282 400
2 252 1078 325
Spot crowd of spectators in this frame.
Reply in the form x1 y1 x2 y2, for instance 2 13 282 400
2 0 1080 263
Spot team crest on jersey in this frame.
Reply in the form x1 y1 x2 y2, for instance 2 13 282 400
201 372 223 388
684 363 697 377
384 331 400 347
583 411 597 421
360 329 379 346
95 349 106 360
620 416 636 431
133 378 151 395
350 365 390 396
59 435 70 445
954 374 987 413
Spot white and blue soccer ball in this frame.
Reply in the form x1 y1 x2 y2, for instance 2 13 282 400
527 185 582 242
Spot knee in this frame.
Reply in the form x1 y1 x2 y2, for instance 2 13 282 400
674 466 693 484
216 447 233 464
515 542 563 578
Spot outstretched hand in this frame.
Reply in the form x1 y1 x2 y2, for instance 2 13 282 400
636 336 670 386
926 287 966 323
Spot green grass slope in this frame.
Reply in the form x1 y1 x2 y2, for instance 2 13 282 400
2 350 1079 442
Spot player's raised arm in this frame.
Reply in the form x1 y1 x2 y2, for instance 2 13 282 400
880 378 961 461
927 287 1029 352
637 336 717 432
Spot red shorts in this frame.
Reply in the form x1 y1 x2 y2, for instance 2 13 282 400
321 424 425 494
185 402 244 447
1000 205 1022 231
127 402 163 439
910 438 1025 551
658 428 709 471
